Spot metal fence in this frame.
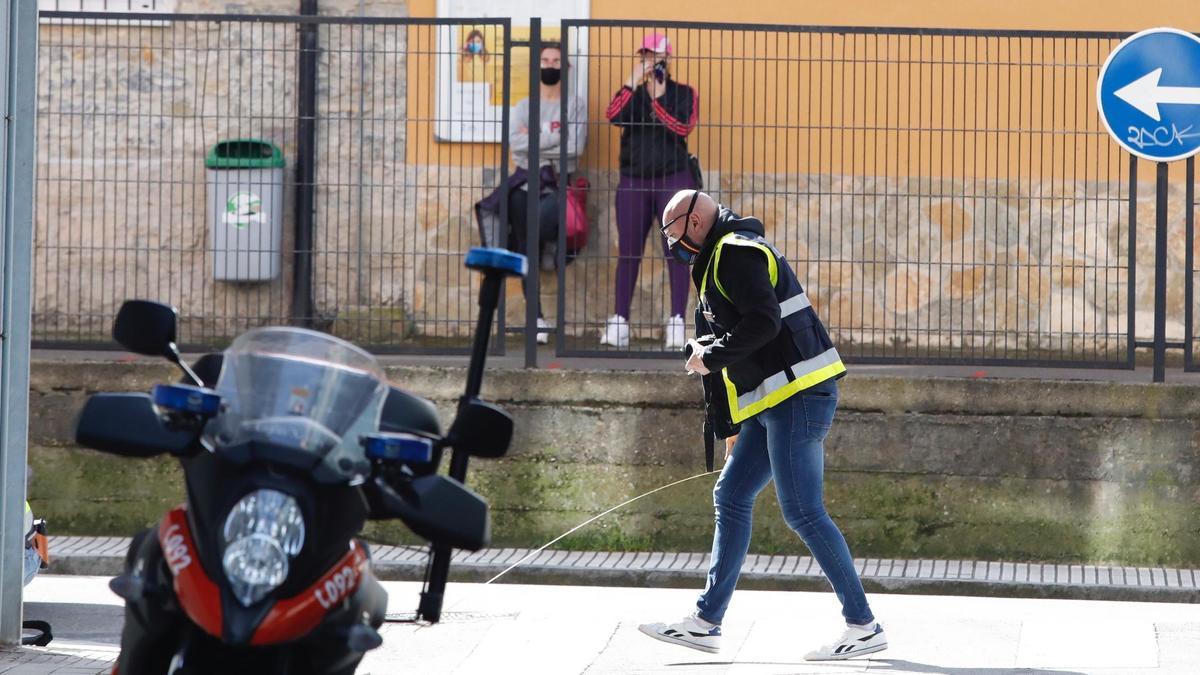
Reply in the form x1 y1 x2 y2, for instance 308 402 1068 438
35 12 508 350
555 22 1137 365
33 14 1154 370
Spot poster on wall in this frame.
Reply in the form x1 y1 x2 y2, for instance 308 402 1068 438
435 0 590 143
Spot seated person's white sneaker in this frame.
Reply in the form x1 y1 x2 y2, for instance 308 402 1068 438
804 622 887 661
637 612 721 654
600 314 630 348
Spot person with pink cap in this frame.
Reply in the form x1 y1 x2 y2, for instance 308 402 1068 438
602 32 701 350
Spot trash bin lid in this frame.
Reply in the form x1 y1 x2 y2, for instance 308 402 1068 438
206 139 285 169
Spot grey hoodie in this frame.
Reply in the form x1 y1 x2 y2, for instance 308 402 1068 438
509 92 587 178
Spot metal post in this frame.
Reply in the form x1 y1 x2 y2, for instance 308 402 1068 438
419 266 506 623
556 26 570 355
1187 157 1196 371
0 0 38 645
1153 161 1168 382
292 0 319 326
524 19 542 369
495 21 513 356
1127 155 1137 368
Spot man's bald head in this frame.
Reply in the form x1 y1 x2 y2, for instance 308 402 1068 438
661 189 719 245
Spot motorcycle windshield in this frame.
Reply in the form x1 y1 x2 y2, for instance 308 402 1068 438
207 327 387 482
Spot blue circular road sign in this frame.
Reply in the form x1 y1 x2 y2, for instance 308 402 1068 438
1098 27 1200 162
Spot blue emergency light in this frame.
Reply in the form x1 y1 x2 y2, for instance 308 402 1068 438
465 247 528 278
363 432 435 463
152 384 221 417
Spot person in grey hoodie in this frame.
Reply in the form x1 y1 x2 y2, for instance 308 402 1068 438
475 42 587 343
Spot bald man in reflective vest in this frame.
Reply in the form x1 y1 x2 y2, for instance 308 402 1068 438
637 190 887 661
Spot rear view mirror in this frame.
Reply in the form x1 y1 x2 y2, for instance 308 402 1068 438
381 386 443 437
75 393 198 458
447 399 512 459
113 300 179 357
374 475 489 551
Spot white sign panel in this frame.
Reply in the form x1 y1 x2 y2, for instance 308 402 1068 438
435 0 591 143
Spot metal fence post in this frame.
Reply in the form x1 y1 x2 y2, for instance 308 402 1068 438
1153 161 1169 382
556 26 570 355
524 19 541 368
0 0 38 645
292 1 319 327
1186 157 1196 371
1128 154 1138 368
495 22 513 356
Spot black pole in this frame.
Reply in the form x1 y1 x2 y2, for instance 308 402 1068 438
462 276 503 405
292 0 318 326
556 25 570 355
1127 155 1137 367
524 19 542 369
1153 161 1168 383
495 22 513 357
1187 158 1196 371
418 269 505 623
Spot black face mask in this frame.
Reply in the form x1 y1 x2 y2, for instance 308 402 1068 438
540 67 561 86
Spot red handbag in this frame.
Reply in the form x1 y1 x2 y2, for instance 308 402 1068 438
565 175 590 254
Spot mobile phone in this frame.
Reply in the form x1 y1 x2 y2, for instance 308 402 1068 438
653 60 667 83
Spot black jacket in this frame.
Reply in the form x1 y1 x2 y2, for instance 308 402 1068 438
693 207 843 437
605 79 697 178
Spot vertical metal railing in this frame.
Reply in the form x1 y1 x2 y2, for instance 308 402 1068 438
557 22 1136 367
1185 156 1197 371
30 15 1165 371
34 13 510 352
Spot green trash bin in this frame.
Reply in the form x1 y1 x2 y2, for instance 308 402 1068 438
206 139 285 281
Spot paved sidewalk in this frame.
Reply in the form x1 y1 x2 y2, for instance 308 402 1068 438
6 575 1200 674
47 536 1200 604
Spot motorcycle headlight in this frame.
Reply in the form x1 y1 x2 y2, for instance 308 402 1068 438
222 489 306 607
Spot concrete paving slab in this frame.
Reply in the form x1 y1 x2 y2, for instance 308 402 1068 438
1015 617 1156 670
8 575 1200 674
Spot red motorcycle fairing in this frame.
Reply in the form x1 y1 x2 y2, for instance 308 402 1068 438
159 506 222 637
251 539 369 645
159 506 371 646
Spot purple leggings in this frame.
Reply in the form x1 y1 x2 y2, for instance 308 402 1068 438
614 170 695 319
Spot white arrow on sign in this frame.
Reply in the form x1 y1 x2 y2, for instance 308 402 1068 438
1115 68 1200 122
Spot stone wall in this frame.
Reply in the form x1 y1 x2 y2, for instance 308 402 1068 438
534 169 1183 359
26 357 1200 567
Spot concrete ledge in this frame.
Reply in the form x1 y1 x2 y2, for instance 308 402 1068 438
30 356 1200 419
46 536 1200 605
28 356 1200 566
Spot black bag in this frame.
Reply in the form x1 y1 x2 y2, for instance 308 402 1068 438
688 154 704 190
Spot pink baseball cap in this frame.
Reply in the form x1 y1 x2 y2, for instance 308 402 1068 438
638 33 672 56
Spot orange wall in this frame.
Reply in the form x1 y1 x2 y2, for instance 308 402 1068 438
408 0 1196 34
405 1 1197 179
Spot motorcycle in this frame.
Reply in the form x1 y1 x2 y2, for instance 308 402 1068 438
74 248 527 674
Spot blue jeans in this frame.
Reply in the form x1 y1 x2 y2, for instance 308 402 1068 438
23 545 40 586
695 379 874 625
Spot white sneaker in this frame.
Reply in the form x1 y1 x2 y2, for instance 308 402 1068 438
600 314 630 348
804 622 887 661
536 318 550 345
664 315 686 350
637 612 722 654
